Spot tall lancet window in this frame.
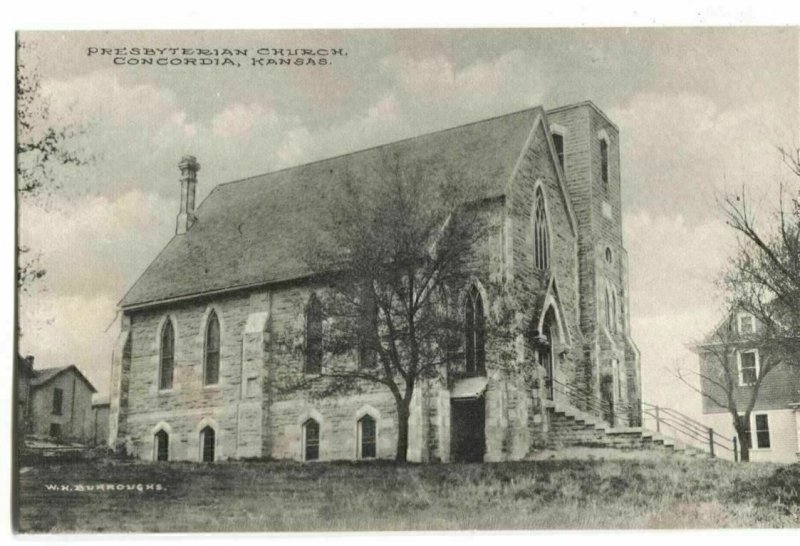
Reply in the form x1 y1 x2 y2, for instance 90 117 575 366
204 311 220 385
464 285 486 376
533 187 550 270
159 320 175 390
305 294 323 375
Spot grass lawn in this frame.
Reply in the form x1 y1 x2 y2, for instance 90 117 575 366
16 450 800 532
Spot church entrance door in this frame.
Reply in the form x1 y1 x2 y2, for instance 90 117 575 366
450 397 486 463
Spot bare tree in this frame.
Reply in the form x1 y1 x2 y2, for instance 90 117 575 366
274 152 492 462
683 146 800 461
721 146 800 339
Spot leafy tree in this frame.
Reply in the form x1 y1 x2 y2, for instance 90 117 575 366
275 152 492 462
16 40 90 292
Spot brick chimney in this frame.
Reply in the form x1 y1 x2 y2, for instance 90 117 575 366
176 155 200 235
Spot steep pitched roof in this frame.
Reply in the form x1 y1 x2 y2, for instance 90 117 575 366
121 105 567 309
30 365 98 393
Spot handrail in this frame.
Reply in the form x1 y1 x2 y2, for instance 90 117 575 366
641 403 735 455
549 377 734 458
551 377 635 426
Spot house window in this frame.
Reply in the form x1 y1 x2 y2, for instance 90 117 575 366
155 429 169 461
52 388 63 415
600 138 609 187
159 320 175 390
754 414 771 449
49 423 62 439
204 311 220 385
738 313 755 335
200 426 215 462
303 419 320 461
358 415 377 459
305 295 323 374
552 132 565 171
533 187 549 270
738 415 752 451
464 284 486 376
738 350 759 386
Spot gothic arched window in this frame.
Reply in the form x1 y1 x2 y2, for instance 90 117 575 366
159 320 175 390
465 285 486 376
204 311 220 385
610 290 618 333
358 415 377 459
154 429 169 461
305 295 323 374
303 419 320 461
533 187 550 270
200 426 215 462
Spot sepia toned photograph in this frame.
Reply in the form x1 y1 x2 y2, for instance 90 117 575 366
13 25 800 533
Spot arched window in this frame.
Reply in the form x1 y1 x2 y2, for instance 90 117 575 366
305 295 323 374
154 429 169 461
204 311 220 385
358 415 377 459
464 285 486 376
159 320 175 390
200 426 215 462
533 187 550 270
610 290 618 333
600 137 609 187
303 419 320 461
552 132 565 171
541 306 557 400
605 247 613 264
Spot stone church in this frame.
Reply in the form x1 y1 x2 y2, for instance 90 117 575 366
108 100 641 463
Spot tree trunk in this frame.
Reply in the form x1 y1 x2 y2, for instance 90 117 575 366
395 403 410 463
733 416 750 462
737 429 750 462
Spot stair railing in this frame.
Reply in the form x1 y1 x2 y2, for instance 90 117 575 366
549 379 735 459
550 377 636 427
641 402 735 458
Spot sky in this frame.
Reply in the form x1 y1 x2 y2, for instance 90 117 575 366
16 28 799 419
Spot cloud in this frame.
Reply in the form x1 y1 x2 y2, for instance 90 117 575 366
211 102 273 138
384 49 549 114
610 92 793 222
18 292 119 396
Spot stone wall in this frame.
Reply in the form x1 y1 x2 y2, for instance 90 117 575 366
113 103 641 463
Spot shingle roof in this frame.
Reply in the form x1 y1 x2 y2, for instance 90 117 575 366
120 106 547 308
30 366 98 393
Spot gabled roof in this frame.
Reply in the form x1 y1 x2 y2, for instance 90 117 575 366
121 105 577 309
30 365 98 393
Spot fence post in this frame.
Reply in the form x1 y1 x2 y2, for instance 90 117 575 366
708 428 715 458
655 405 660 432
733 436 739 462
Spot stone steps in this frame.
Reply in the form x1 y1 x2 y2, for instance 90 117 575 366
541 402 711 459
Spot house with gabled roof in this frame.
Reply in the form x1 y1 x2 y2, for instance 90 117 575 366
18 356 98 444
694 308 800 462
109 101 641 463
